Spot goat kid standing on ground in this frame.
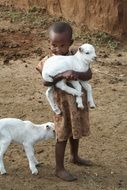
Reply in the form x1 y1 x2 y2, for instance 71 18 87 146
42 43 97 114
0 118 55 175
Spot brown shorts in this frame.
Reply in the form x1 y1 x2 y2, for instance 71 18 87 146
53 89 90 142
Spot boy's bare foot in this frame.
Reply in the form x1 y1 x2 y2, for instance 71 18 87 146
55 169 77 181
70 157 93 166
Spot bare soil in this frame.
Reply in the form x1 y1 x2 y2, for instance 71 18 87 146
0 6 127 190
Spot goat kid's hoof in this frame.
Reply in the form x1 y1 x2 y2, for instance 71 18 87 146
77 105 84 110
1 170 7 175
53 105 61 115
35 162 40 167
32 169 38 175
54 109 62 115
89 102 96 109
90 106 96 109
80 107 85 110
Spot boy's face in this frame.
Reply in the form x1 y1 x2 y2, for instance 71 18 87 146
49 31 73 55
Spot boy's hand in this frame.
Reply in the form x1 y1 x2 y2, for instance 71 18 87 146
77 68 92 81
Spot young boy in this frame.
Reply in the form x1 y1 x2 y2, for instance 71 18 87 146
36 22 92 181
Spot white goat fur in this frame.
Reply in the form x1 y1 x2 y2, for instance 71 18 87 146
42 43 96 114
0 118 55 175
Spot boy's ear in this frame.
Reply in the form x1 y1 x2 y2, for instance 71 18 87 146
70 39 74 46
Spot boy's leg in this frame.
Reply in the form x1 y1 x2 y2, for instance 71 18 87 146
69 137 93 166
55 140 77 181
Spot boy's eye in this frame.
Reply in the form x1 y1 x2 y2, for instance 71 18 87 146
52 44 57 47
61 44 65 47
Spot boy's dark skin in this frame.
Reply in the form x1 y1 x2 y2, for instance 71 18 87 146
36 30 92 181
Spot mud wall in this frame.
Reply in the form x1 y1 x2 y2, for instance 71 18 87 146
0 0 127 38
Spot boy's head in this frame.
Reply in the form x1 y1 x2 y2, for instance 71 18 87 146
49 21 73 55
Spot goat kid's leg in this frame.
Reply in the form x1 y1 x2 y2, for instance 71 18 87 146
56 80 82 97
23 143 38 175
81 81 96 108
46 87 61 115
0 139 11 175
70 80 84 109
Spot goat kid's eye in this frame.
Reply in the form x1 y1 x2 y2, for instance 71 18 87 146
46 125 50 130
85 52 90 55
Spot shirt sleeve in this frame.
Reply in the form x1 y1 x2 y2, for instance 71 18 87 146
40 55 49 70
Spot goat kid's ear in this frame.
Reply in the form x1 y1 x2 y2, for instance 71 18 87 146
79 47 83 53
46 125 50 130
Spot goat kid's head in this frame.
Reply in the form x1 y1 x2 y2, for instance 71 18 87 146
43 122 55 139
78 43 97 63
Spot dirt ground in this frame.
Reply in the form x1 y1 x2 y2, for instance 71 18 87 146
0 6 127 190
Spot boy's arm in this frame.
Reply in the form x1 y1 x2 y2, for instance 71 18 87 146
53 68 92 82
41 69 92 86
36 57 55 87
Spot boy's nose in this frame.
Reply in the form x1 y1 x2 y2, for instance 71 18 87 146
57 47 62 51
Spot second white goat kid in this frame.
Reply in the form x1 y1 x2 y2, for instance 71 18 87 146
0 118 55 175
42 43 96 114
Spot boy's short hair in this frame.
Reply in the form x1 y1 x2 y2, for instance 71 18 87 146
49 21 73 40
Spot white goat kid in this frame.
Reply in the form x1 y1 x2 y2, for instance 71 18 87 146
0 118 55 175
42 43 96 115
